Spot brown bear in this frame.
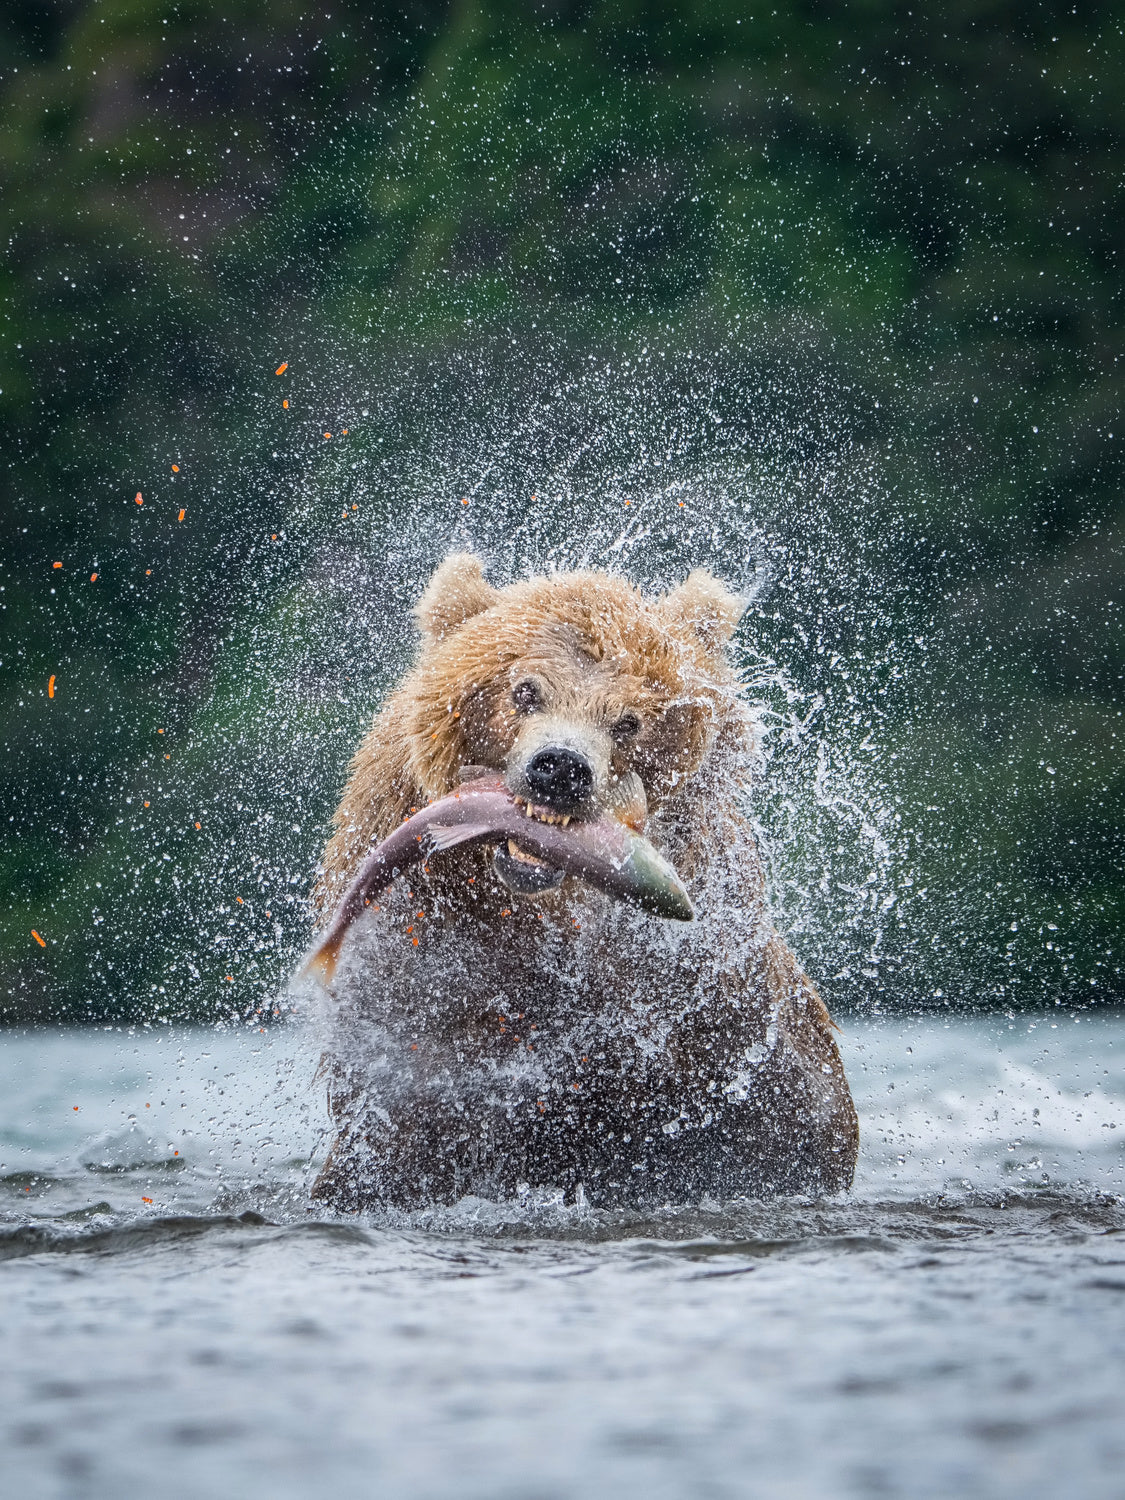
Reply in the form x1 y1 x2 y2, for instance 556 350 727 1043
309 553 858 1210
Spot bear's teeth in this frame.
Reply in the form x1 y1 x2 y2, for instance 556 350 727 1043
514 800 572 826
507 839 546 867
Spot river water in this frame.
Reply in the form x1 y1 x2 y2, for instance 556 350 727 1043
1 1011 1122 1500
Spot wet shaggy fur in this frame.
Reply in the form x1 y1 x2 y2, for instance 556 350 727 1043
310 554 858 1210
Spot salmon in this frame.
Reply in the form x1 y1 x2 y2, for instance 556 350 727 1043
301 773 693 985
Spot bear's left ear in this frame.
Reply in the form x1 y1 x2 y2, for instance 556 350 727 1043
660 569 743 652
415 552 499 641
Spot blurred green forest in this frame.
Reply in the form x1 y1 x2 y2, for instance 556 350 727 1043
1 0 1121 1022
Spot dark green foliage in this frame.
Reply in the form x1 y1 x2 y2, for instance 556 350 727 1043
1 1 1121 1020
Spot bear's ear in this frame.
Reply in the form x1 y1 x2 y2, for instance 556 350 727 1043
415 552 499 641
660 569 743 652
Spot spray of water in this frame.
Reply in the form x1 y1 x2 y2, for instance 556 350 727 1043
27 337 929 1025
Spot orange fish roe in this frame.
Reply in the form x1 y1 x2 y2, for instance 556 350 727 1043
135 492 143 505
282 399 289 409
90 573 97 582
31 930 46 947
47 675 55 698
52 561 62 569
275 362 289 375
171 464 180 473
177 509 185 522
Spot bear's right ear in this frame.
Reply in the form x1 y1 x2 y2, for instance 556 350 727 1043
660 569 744 653
414 552 499 641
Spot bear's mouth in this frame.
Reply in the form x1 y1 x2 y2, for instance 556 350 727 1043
493 839 567 894
511 797 575 827
493 785 647 895
496 796 595 892
494 796 580 892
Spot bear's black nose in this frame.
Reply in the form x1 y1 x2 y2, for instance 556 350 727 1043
525 747 594 814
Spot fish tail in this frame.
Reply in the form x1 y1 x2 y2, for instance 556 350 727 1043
301 935 342 987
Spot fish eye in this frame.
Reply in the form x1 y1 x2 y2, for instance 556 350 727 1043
611 711 641 741
512 677 542 713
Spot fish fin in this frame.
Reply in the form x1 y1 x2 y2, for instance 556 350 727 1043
425 822 492 852
300 936 341 987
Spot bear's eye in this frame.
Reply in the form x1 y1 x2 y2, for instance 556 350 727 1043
512 678 541 713
610 711 641 742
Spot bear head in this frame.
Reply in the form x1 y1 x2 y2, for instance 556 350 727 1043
399 553 744 896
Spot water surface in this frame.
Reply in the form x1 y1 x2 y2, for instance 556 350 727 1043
2 1012 1123 1499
